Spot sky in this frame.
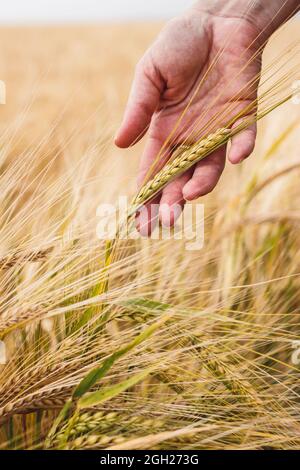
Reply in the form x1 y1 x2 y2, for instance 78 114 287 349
0 0 196 23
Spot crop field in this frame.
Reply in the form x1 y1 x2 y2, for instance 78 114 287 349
0 21 300 449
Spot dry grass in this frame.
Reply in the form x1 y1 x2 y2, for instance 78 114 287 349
0 21 300 450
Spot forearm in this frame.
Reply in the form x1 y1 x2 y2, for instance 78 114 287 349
192 0 300 40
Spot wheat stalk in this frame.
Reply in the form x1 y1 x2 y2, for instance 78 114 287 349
65 433 127 450
0 247 52 270
0 386 72 425
128 93 292 216
54 411 165 445
0 360 78 408
0 306 46 337
131 128 231 211
201 351 259 402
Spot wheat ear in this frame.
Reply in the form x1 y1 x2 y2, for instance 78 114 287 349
0 386 72 425
0 247 52 270
65 433 127 450
0 306 46 337
54 411 165 445
129 95 292 214
131 127 231 211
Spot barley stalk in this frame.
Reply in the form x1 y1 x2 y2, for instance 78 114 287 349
176 334 260 403
54 411 165 445
0 247 52 270
65 433 127 450
116 310 158 323
201 351 259 402
129 94 292 216
0 306 46 337
0 361 76 407
131 128 231 211
0 386 73 425
55 411 119 441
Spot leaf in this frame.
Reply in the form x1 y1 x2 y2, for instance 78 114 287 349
72 313 171 399
72 354 120 399
78 368 154 409
45 399 73 448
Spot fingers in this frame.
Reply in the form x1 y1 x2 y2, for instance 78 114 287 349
138 141 226 233
137 173 192 235
136 125 192 233
228 120 257 165
137 122 253 235
182 147 226 201
140 146 226 231
115 56 164 149
159 172 192 227
136 197 160 238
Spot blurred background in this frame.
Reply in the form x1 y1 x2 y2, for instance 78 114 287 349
0 0 299 209
1 1 300 453
0 0 195 23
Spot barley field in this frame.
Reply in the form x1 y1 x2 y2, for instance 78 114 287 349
0 21 300 450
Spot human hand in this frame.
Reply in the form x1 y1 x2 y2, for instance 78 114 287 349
115 0 298 234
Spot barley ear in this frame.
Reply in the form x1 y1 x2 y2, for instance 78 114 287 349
131 127 231 211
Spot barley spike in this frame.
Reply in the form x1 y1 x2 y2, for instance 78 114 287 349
131 127 231 210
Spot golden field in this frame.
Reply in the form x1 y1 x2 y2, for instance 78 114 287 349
0 21 299 450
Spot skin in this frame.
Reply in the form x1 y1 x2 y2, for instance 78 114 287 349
115 0 299 235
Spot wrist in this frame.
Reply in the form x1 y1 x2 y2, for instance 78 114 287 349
191 0 300 42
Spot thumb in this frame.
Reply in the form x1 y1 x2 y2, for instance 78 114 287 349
115 56 164 148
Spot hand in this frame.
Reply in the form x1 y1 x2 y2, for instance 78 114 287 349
115 2 294 234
